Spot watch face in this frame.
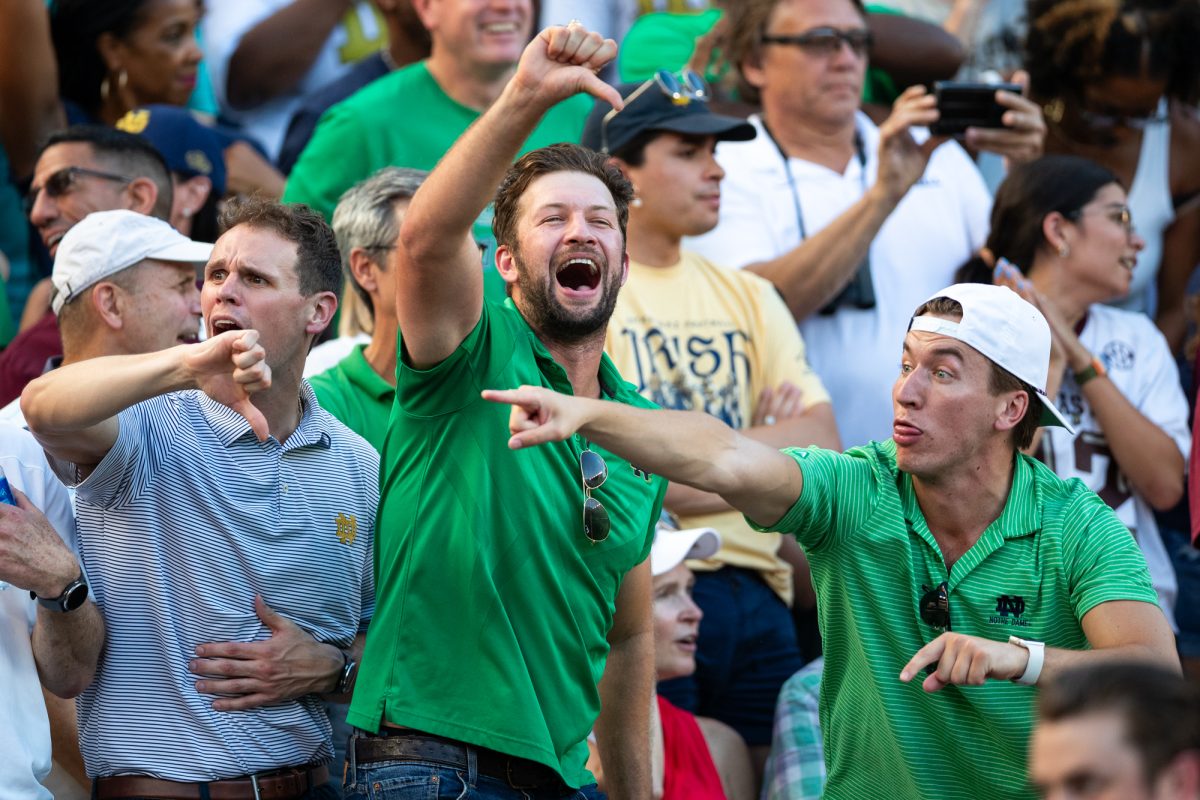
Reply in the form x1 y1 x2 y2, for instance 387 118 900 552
62 581 88 611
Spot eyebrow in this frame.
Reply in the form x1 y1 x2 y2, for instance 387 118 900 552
535 202 616 214
903 341 967 362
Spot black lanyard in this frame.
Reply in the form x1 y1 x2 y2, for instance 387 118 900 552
761 118 867 241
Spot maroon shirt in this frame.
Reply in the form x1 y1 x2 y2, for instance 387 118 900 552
0 310 61 406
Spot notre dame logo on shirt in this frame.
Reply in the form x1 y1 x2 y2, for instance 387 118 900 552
989 594 1030 627
335 513 358 545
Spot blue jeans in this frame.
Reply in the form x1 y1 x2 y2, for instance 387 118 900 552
344 760 605 800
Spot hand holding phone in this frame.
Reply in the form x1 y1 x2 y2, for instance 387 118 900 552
931 81 1021 136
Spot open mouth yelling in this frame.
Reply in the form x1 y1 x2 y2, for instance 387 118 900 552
555 256 602 296
209 317 244 336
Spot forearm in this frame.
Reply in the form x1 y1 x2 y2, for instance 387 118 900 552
33 602 106 698
401 80 550 263
23 346 191 435
321 631 365 702
1040 639 1181 682
594 629 654 800
745 185 899 320
663 407 837 516
225 0 355 109
1080 377 1184 509
0 0 63 178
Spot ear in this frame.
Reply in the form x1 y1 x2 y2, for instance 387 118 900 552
993 388 1030 435
619 250 630 288
173 175 212 222
125 177 159 216
1041 211 1071 254
609 155 633 181
304 291 338 337
411 0 437 33
741 49 768 91
89 282 126 332
1157 751 1200 798
95 31 124 73
494 243 520 290
347 247 381 294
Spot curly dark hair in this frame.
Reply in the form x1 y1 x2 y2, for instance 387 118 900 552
1025 0 1200 106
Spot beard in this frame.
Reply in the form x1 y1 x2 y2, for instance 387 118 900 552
512 245 623 345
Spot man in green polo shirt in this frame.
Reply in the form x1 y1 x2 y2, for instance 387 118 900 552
311 167 428 451
484 282 1181 800
345 22 665 800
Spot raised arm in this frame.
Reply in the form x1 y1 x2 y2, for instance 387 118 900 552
483 386 803 528
396 23 622 368
22 330 271 469
0 0 65 178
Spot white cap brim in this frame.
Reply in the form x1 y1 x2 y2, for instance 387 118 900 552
651 527 721 576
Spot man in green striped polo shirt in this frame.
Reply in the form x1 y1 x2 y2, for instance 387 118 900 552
486 282 1181 800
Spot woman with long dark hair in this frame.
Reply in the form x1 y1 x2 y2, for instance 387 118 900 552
958 154 1189 632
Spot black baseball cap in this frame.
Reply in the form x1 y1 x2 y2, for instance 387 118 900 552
581 78 756 156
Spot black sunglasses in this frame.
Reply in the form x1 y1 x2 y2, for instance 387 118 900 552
25 166 133 216
761 26 873 57
581 447 609 543
919 581 951 631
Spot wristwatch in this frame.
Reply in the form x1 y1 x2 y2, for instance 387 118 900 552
335 649 358 694
31 570 89 613
1008 636 1045 686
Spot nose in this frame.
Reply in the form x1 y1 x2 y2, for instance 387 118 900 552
564 211 598 245
183 37 202 65
1130 229 1145 251
28 188 56 228
894 368 925 409
706 150 724 182
681 594 702 623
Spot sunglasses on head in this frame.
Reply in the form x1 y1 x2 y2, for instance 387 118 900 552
600 68 709 154
580 447 610 543
25 166 132 216
761 26 873 58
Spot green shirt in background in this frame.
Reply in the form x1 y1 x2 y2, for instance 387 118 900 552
617 6 901 106
283 59 591 247
309 345 393 452
755 440 1159 800
349 298 667 787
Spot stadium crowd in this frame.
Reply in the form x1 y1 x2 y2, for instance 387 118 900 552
0 0 1198 799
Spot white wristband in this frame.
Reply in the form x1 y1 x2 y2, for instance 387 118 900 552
1008 636 1045 686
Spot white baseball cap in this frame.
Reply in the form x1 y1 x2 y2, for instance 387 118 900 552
651 517 721 577
51 210 213 314
908 283 1075 434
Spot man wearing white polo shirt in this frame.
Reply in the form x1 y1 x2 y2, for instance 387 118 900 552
23 198 378 798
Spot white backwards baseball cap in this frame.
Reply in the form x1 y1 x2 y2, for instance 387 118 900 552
651 514 722 577
908 283 1075 434
51 210 213 314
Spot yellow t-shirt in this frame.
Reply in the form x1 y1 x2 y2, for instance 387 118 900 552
605 252 831 604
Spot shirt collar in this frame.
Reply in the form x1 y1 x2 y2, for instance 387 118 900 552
200 381 333 450
342 344 394 402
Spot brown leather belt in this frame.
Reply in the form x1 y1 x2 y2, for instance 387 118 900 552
95 764 329 800
353 731 564 790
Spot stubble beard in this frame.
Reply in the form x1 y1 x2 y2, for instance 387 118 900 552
512 246 622 346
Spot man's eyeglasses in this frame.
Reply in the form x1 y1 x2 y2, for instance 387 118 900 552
1076 107 1168 132
581 447 610 543
919 581 951 631
600 69 708 154
761 27 873 58
25 166 132 215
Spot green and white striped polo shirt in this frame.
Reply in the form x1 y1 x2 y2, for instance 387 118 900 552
757 439 1158 800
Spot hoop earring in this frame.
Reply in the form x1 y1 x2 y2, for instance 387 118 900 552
101 69 128 104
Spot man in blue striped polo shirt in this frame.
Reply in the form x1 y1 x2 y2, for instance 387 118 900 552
485 282 1182 800
23 198 378 799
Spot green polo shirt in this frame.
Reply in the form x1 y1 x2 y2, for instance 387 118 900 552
349 298 667 786
309 345 394 453
756 440 1158 800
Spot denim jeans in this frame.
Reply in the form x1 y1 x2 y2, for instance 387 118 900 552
343 760 605 800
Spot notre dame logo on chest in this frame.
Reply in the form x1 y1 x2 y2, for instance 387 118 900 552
989 594 1030 627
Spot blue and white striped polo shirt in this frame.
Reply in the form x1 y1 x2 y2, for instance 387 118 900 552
55 383 377 780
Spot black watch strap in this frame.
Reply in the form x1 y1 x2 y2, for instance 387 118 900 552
336 649 358 694
31 570 88 612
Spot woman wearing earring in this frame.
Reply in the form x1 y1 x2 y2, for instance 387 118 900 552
1025 0 1200 348
957 154 1190 633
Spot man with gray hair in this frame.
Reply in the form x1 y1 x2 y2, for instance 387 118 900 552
310 167 426 452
